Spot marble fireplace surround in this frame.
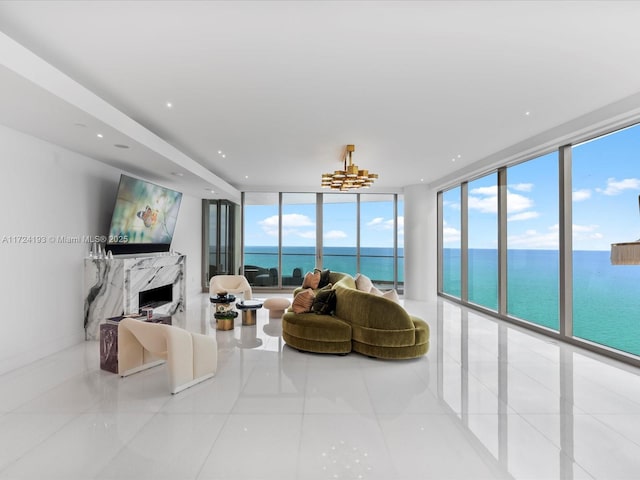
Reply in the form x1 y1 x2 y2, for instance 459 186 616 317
83 254 186 340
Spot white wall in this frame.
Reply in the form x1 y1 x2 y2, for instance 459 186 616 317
171 195 203 298
0 125 202 374
403 184 437 301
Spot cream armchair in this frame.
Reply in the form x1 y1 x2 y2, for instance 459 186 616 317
209 275 252 300
118 318 217 394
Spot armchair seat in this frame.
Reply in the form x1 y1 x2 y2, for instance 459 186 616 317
210 275 252 300
118 318 217 394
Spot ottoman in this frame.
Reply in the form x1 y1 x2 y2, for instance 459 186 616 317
263 297 291 318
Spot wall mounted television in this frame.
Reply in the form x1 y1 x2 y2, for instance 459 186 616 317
105 174 183 255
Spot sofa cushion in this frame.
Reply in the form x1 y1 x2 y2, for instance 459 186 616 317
370 286 400 304
302 271 321 289
354 273 373 292
312 288 337 315
292 288 316 313
315 268 331 288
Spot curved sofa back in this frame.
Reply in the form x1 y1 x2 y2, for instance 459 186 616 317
333 282 413 331
329 271 356 289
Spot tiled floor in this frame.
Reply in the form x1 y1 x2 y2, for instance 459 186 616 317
1 294 640 479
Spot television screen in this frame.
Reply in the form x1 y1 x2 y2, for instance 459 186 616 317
106 174 183 255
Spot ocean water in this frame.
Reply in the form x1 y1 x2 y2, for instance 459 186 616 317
244 246 404 284
443 248 640 357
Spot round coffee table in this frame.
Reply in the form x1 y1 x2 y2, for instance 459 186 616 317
236 299 264 326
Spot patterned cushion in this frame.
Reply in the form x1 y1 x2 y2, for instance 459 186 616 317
302 271 321 289
292 288 316 314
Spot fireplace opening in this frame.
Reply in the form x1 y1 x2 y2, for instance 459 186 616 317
139 284 173 309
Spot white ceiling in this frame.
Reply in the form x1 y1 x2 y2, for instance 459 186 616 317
2 0 640 200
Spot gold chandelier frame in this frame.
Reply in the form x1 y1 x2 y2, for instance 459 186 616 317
321 144 378 190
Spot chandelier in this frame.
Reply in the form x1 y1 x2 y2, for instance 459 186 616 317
321 144 378 190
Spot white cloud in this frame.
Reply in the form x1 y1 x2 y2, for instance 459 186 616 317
572 189 591 202
572 223 600 233
508 211 540 222
259 213 315 238
367 217 385 227
443 220 460 244
507 192 534 213
324 230 347 240
469 185 497 196
511 183 533 192
468 187 533 214
596 177 640 196
507 226 558 249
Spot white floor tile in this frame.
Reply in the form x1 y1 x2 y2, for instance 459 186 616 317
1 294 640 480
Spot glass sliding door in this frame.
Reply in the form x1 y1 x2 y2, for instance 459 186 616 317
467 173 498 310
442 187 461 298
243 192 279 287
203 200 237 288
322 193 357 274
572 124 640 356
506 153 559 330
282 193 316 286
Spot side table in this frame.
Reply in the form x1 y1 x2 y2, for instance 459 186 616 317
210 293 237 330
100 314 172 373
236 299 264 326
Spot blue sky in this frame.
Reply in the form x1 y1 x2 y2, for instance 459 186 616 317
443 124 640 251
243 196 403 248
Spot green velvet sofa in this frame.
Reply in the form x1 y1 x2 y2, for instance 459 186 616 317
282 272 430 359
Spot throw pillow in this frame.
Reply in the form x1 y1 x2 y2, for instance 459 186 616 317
381 289 400 304
302 271 321 289
292 288 316 314
369 286 400 304
354 273 373 292
314 268 331 288
312 288 337 315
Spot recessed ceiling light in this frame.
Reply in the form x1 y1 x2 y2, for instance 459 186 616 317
114 144 129 149
166 102 173 108
457 154 461 158
217 150 222 155
420 178 424 182
525 111 531 116
97 133 104 138
451 158 456 162
205 188 215 194
245 175 249 179
172 172 184 177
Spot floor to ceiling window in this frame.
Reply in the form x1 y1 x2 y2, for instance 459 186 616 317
572 124 640 356
468 173 498 311
322 193 357 275
506 153 559 330
242 192 279 287
360 194 395 288
282 193 316 287
442 187 461 298
438 120 640 366
242 192 403 290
